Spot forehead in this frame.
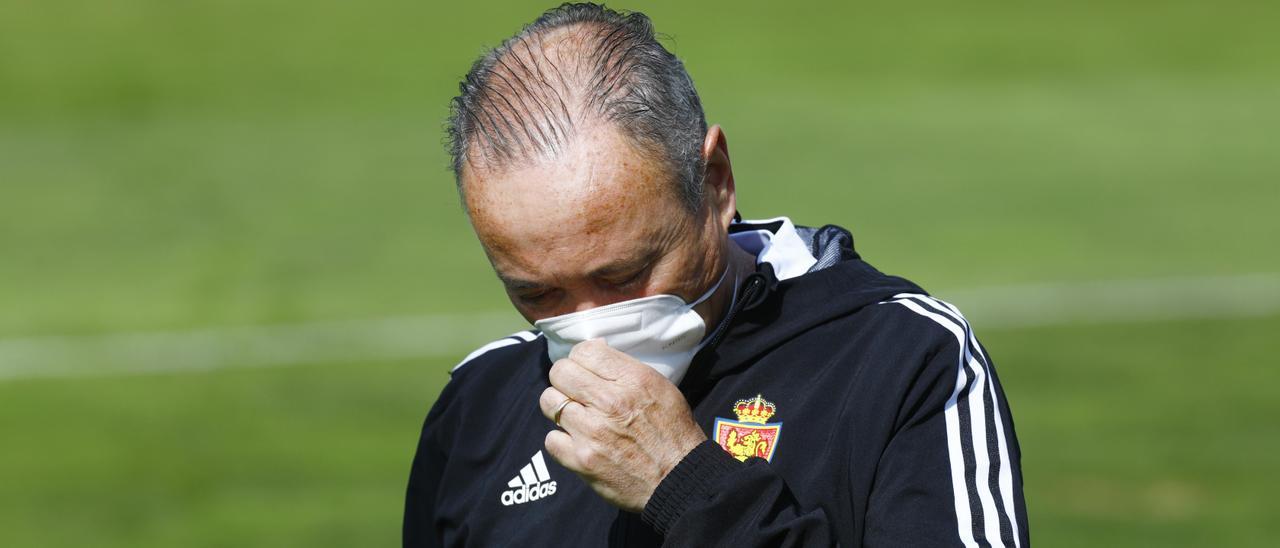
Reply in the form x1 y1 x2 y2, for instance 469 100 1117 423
462 126 683 275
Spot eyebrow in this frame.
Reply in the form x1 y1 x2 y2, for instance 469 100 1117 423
497 274 546 292
495 247 659 292
588 247 659 279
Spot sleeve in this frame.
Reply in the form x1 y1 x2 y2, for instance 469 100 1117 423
865 296 1028 547
402 394 452 548
641 440 835 547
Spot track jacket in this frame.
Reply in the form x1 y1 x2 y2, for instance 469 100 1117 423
404 217 1028 547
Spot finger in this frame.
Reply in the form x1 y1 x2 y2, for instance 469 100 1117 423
544 430 582 473
539 385 589 432
538 386 569 422
566 338 633 381
552 396 604 439
548 356 615 408
570 339 668 391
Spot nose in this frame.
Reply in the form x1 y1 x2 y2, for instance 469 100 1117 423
565 287 633 314
570 300 600 313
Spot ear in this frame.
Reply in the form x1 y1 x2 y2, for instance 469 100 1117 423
700 124 737 231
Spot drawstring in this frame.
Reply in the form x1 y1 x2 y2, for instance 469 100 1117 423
699 272 765 355
680 263 775 400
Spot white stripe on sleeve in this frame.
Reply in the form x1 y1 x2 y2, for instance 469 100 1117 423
884 294 1019 548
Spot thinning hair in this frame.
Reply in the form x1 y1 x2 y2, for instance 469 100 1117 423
447 3 708 210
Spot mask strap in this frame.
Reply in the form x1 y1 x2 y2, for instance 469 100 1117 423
689 260 732 308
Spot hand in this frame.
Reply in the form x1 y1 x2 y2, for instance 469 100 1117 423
538 339 707 512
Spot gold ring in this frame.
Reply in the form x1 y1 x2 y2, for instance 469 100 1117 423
553 397 574 427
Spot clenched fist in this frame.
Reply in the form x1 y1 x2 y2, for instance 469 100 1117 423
538 339 707 512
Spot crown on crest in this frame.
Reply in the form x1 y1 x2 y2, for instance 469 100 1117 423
733 394 777 424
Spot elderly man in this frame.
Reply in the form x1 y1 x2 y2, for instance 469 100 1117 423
404 3 1027 547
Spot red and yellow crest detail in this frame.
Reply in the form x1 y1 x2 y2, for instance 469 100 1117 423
713 394 782 462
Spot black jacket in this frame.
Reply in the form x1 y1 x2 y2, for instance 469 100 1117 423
404 218 1028 547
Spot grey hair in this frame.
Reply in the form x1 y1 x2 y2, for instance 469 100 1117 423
447 2 708 211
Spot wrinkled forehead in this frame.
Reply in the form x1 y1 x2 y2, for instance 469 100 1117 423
462 128 685 272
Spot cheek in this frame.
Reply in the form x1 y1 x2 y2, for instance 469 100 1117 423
676 237 726 298
645 248 706 300
504 294 540 324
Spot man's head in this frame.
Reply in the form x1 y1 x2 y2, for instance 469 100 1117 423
448 3 740 323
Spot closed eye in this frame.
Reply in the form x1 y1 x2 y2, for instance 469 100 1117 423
516 290 554 305
604 264 651 289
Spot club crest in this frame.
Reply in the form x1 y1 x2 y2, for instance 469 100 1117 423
713 394 782 462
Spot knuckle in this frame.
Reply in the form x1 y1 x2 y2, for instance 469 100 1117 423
538 387 558 410
571 338 604 358
583 415 609 442
567 343 589 361
545 434 570 464
576 445 598 469
596 393 624 416
548 360 570 385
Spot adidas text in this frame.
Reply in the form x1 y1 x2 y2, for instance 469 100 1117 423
500 481 557 506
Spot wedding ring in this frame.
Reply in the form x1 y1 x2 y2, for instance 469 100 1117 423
553 397 574 427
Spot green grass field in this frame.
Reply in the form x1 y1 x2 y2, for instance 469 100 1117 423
2 0 1278 546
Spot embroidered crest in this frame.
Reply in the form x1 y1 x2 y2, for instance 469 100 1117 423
713 394 782 462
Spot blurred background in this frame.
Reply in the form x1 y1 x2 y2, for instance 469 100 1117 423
2 0 1277 545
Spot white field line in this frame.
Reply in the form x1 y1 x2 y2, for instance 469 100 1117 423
946 273 1280 328
0 274 1277 381
0 312 527 381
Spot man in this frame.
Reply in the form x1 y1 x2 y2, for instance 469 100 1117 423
404 3 1027 547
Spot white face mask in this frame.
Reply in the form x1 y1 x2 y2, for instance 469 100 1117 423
533 266 729 385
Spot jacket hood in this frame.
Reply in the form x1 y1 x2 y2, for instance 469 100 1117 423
680 217 925 396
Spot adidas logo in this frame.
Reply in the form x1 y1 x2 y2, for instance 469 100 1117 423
499 450 558 506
